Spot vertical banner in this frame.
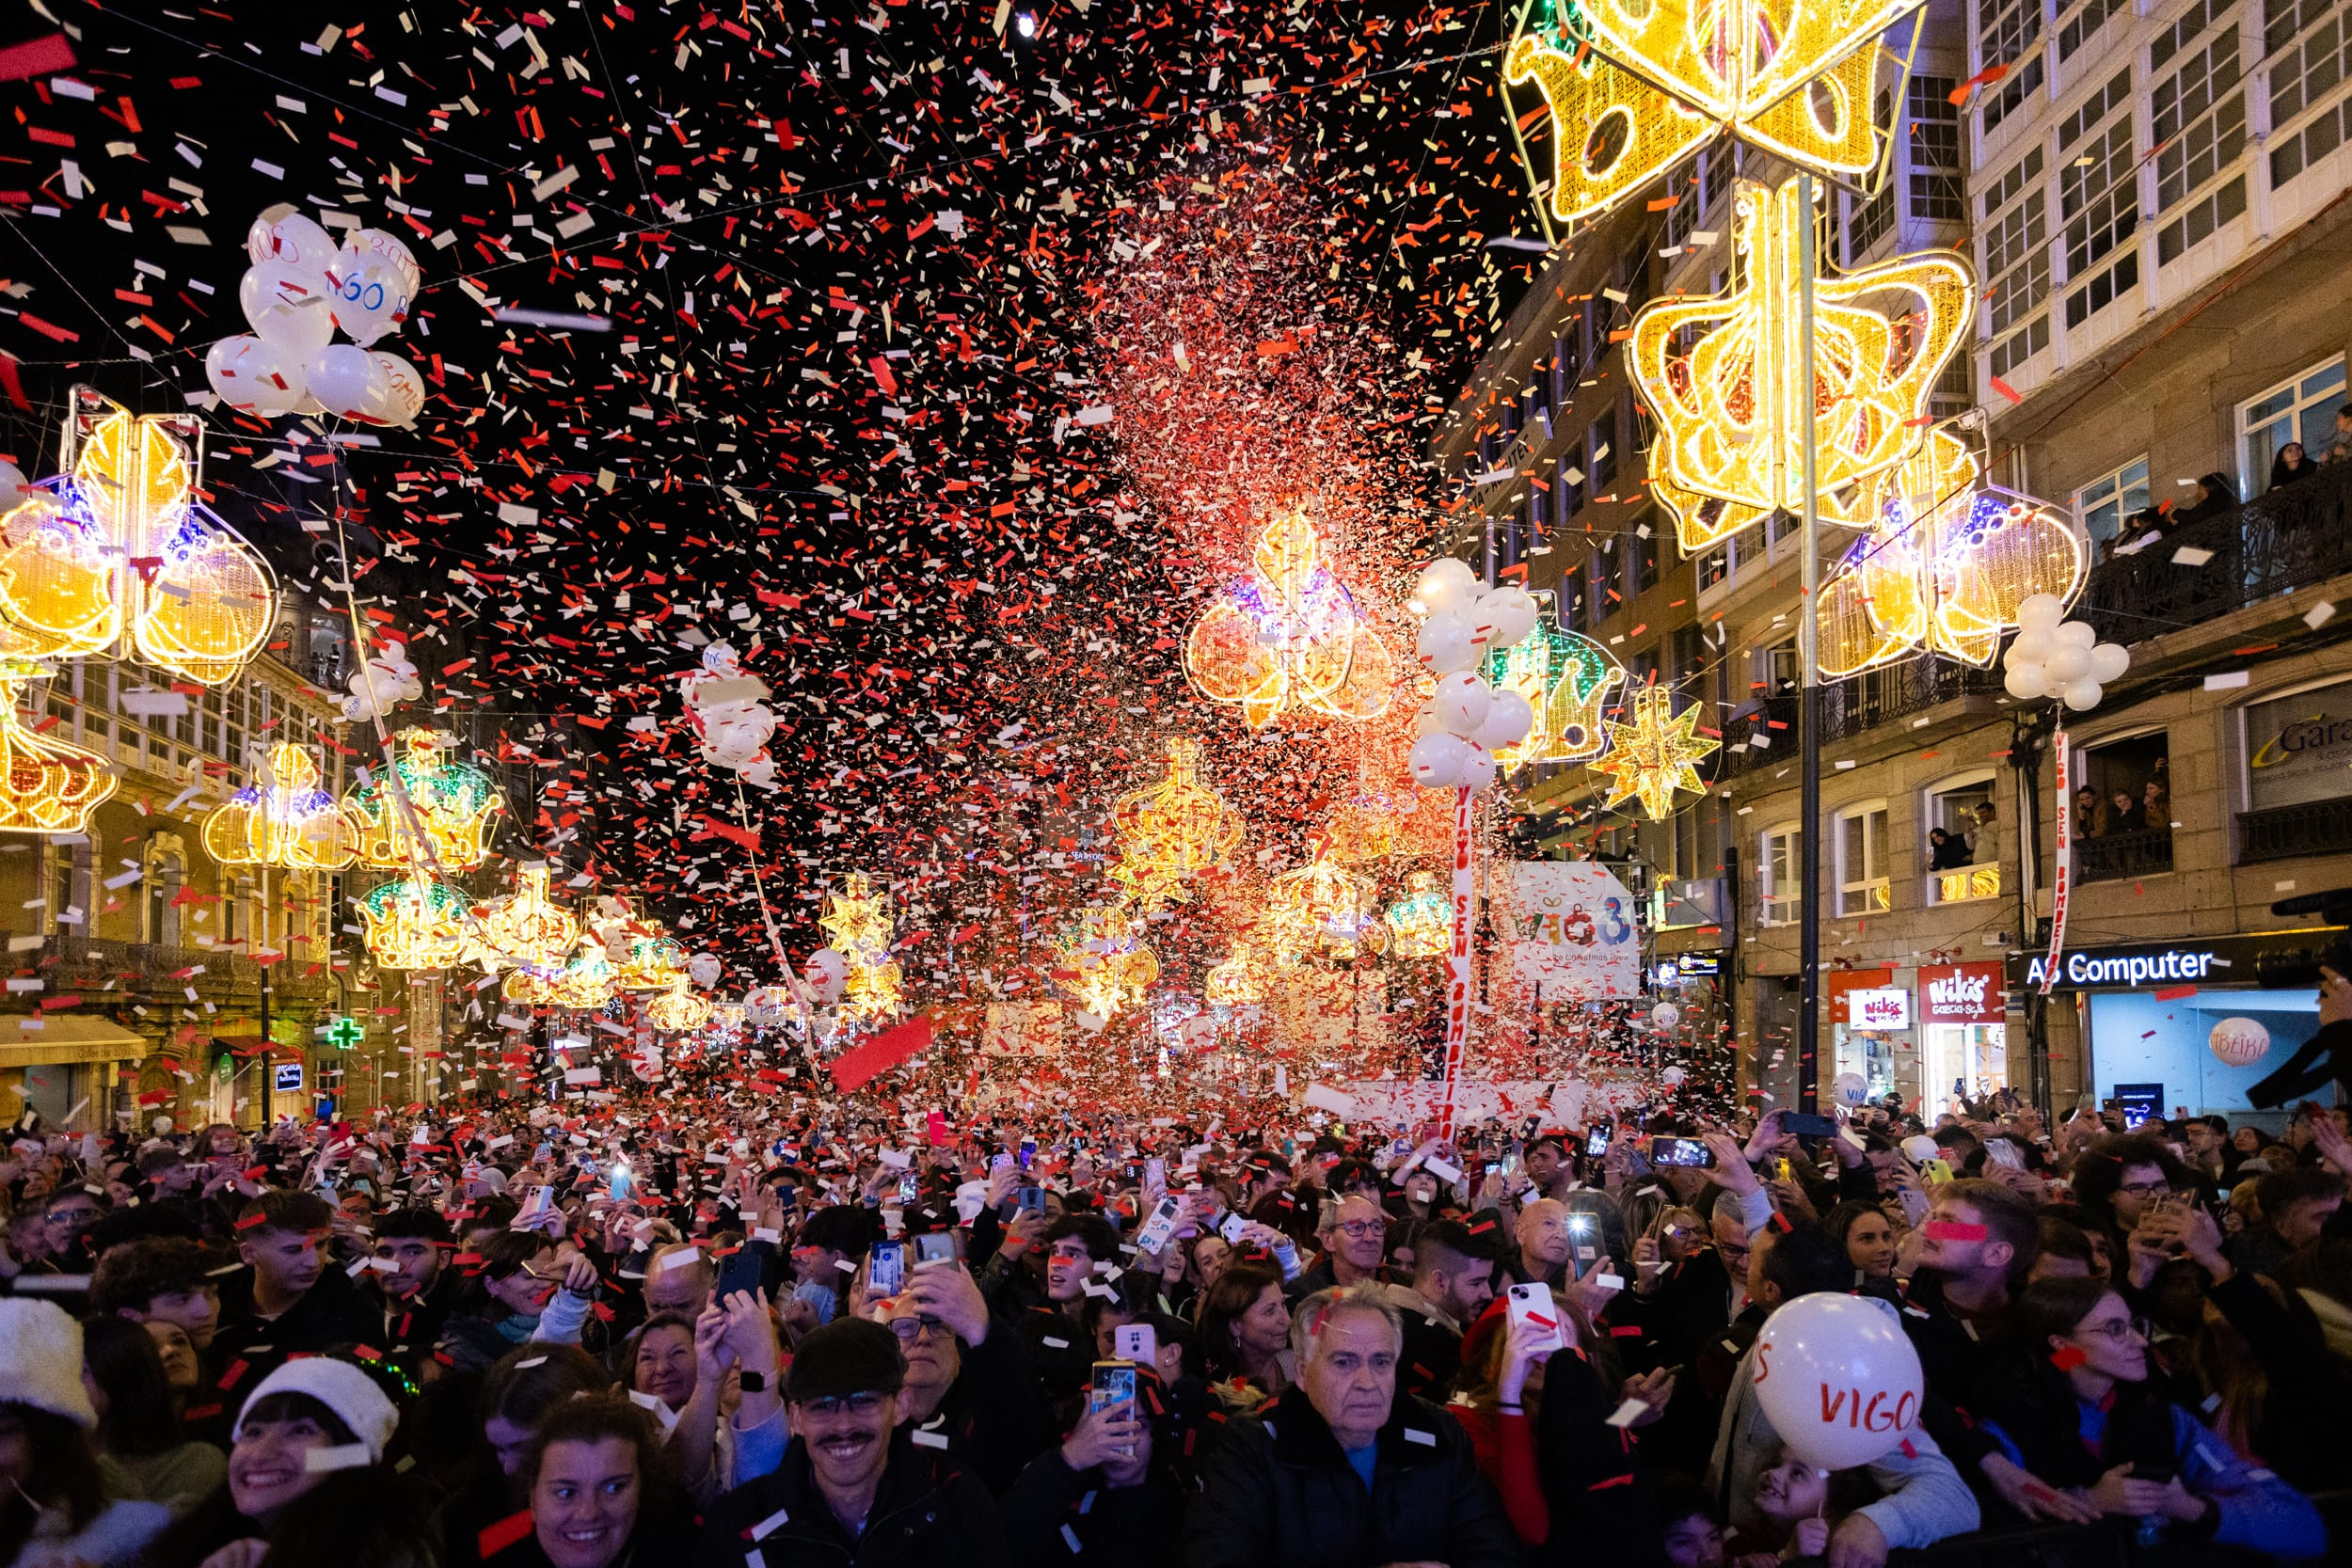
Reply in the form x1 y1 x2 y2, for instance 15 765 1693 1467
2039 729 2071 994
1438 784 1474 1137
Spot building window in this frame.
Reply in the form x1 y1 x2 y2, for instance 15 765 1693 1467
1627 530 1656 597
145 848 184 947
2074 732 2173 882
2269 97 2352 191
2237 357 2348 494
2058 0 2128 59
2063 252 2138 329
1989 314 2050 383
2152 32 2245 218
2157 175 2249 265
1978 0 2042 71
1590 406 1619 493
1981 55 2045 135
1982 193 2049 337
45 844 80 937
1759 822 1803 926
1926 774 2003 904
1835 800 1892 916
1906 77 1965 223
2074 456 2151 548
2238 679 2352 860
1846 179 1896 262
2152 0 2231 69
2265 0 2351 191
2060 115 2137 277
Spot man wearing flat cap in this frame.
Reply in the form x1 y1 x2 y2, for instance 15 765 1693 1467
695 1315 1009 1568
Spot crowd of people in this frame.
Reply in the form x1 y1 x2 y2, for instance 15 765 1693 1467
2 1031 2348 1568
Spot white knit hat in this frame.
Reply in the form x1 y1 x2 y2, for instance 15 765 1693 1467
0 1299 98 1428
234 1358 401 1463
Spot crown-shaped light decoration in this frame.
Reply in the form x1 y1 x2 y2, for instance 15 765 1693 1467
504 935 618 1009
1815 434 2090 675
614 930 689 993
1055 905 1159 1019
1504 1 1915 228
1385 870 1454 959
474 865 580 969
202 743 357 869
1107 738 1244 910
0 687 116 836
1483 624 1628 768
357 875 470 971
1203 942 1271 1006
0 387 277 687
342 729 506 871
644 977 713 1032
1265 846 1387 963
1589 687 1720 821
1629 178 1975 553
1184 507 1395 728
1321 784 1409 865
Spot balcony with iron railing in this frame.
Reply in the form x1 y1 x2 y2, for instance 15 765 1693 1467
19 935 336 1004
1719 656 2009 779
2074 826 2175 884
2238 796 2352 864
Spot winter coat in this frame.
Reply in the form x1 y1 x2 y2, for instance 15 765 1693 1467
1000 1449 1184 1568
695 1428 1010 1568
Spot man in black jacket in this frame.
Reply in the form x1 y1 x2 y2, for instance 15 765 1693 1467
697 1315 1010 1568
885 1256 1057 1494
1186 1282 1520 1568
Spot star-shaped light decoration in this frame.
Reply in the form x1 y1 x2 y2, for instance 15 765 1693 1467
1107 738 1243 910
1055 905 1159 1019
818 872 892 956
1628 177 1975 554
1815 435 2090 675
1184 507 1395 729
1590 687 1719 821
203 743 357 870
342 729 506 871
1384 871 1453 960
1484 624 1628 768
842 955 904 1023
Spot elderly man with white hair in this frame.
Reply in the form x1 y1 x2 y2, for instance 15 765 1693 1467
1186 1282 1521 1568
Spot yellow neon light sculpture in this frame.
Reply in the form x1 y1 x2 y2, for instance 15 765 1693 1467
475 865 580 968
842 955 905 1023
357 876 470 971
202 743 358 869
1264 847 1386 963
1815 436 2089 675
1321 785 1409 866
1055 906 1158 1019
0 686 116 835
1385 871 1454 960
1589 686 1718 821
614 931 688 992
1107 738 1244 909
342 729 506 871
1184 508 1395 728
645 978 714 1032
1484 626 1628 768
818 872 892 956
1628 178 1974 549
1203 944 1270 1006
0 388 277 687
504 936 618 1009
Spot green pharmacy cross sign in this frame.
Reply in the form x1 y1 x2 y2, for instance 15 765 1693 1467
325 1015 365 1050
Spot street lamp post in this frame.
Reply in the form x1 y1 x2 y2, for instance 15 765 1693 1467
1794 172 1824 1117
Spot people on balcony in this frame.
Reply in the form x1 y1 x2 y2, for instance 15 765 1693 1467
2324 404 2352 466
2169 472 2237 531
2074 785 2106 841
2269 440 2320 492
1926 828 1973 872
2106 789 2144 837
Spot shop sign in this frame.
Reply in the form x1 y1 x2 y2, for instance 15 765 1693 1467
1919 962 2004 1024
2025 947 2221 990
272 1062 305 1093
1848 988 1911 1030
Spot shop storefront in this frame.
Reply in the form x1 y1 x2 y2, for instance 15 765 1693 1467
0 1016 149 1132
1828 968 1908 1106
1918 962 2008 1117
2014 932 2344 1124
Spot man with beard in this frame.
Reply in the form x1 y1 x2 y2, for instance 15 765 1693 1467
1385 1217 1496 1401
882 1253 1056 1494
695 1316 1009 1568
1896 1177 2037 1505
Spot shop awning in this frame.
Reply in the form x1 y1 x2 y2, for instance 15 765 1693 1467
0 1015 149 1069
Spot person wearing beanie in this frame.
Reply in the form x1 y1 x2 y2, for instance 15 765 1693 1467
0 1299 173 1568
695 1316 1010 1568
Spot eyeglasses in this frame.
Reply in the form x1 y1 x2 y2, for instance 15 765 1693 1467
2075 1319 2144 1343
2118 1180 2170 1196
888 1316 950 1341
1336 1220 1384 1239
798 1391 887 1417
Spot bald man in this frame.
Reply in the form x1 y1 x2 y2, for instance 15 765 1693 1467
1510 1197 1574 1289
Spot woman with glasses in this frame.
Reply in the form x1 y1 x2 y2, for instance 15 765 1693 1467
1970 1276 2324 1555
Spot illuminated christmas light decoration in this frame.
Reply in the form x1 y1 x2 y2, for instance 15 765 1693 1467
474 865 580 969
645 978 714 1032
1055 905 1159 1019
1589 687 1719 821
1184 507 1395 728
614 930 689 992
1503 0 1899 229
342 729 506 871
1203 944 1270 1006
504 936 618 1010
0 679 117 835
1321 784 1409 866
1628 178 1974 545
357 876 470 972
1385 870 1454 959
1106 737 1244 909
818 871 892 957
1264 847 1386 963
202 743 358 869
0 388 277 687
1483 624 1627 768
842 956 905 1023
1816 445 2089 676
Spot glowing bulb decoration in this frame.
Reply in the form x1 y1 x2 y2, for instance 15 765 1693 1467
0 388 278 687
1482 625 1628 768
1627 178 1975 552
1588 687 1720 821
1106 737 1244 910
820 873 902 1022
202 743 357 869
1385 870 1454 960
0 679 117 835
1055 906 1159 1019
342 729 506 871
356 876 470 972
645 978 714 1033
1184 508 1395 728
474 866 580 969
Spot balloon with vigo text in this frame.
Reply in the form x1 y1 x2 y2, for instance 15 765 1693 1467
1752 1293 1924 1471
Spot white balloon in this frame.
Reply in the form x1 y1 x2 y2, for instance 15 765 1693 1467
1751 1293 1924 1471
2007 630 2054 668
2089 642 2130 683
2002 664 2046 701
687 953 723 990
1475 585 1538 651
329 229 421 345
239 262 338 356
204 334 309 418
1832 1070 1869 1107
803 948 849 1006
246 205 340 272
1473 689 1535 751
2016 593 2066 632
0 460 27 511
305 343 390 422
2207 1017 2270 1068
2042 642 2092 685
1416 558 1479 618
1411 700 1445 739
1415 610 1479 674
1432 671 1493 736
2056 619 2097 648
1661 1065 1689 1086
1650 1002 1680 1031
2060 679 2103 711
1454 737 1498 789
1408 731 1471 789
366 350 427 428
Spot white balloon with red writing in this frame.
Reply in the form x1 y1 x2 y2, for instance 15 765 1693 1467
687 954 723 990
803 948 849 1006
2208 1016 2269 1068
367 351 427 428
246 205 340 273
205 335 309 419
329 229 421 345
1752 1292 1924 1471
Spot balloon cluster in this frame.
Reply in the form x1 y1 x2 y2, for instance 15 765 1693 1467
339 641 423 724
1406 559 1538 790
680 642 780 787
2001 594 2128 712
205 205 425 427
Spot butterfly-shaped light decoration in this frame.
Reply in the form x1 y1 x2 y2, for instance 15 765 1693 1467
202 743 358 870
342 729 506 871
645 977 714 1033
1588 687 1720 821
1055 905 1158 1020
1629 177 1975 552
473 865 580 969
1483 624 1629 768
0 388 277 686
0 690 115 836
1385 870 1454 960
1184 508 1395 729
1107 738 1244 911
1815 434 2089 676
358 876 470 972
1503 0 1909 228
